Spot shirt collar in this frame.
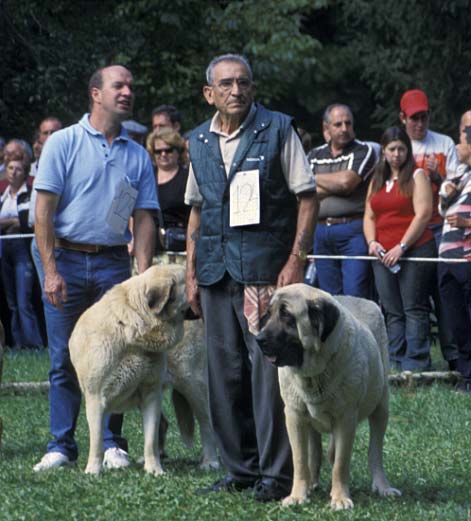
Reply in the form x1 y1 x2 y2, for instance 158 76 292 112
209 103 257 138
1 182 28 203
78 113 129 142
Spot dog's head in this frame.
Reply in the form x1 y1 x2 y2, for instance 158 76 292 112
255 284 340 371
128 264 188 321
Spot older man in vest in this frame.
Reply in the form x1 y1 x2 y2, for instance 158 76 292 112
185 54 318 501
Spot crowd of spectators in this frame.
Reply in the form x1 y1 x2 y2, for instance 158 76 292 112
0 88 470 392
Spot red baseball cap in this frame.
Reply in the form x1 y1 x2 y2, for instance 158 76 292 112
400 89 429 116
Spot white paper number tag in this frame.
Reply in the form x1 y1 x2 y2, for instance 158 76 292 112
230 169 260 227
106 180 138 235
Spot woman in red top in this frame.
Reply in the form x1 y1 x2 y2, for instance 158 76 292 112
364 127 436 371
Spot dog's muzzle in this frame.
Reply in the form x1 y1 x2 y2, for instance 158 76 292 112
255 329 304 368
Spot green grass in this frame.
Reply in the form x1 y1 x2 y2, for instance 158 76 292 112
1 350 470 521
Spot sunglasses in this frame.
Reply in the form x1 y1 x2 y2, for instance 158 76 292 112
153 146 176 155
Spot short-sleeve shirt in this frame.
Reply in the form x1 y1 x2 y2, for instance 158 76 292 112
307 139 376 218
35 114 159 245
184 104 315 206
411 129 460 225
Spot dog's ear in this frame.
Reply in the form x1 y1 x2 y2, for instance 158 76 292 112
307 298 339 342
146 279 175 315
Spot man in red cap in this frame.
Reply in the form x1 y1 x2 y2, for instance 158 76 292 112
399 89 460 370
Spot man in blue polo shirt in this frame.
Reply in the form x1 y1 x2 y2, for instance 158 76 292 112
33 65 158 471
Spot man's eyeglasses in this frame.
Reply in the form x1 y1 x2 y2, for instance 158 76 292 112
154 146 176 155
213 77 252 92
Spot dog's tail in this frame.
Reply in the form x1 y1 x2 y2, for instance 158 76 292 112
172 389 195 448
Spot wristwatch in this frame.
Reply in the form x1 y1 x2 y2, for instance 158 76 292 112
399 242 408 252
291 250 308 262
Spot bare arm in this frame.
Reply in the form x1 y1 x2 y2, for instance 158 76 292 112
277 192 319 288
363 183 384 260
132 209 156 273
35 190 67 309
382 170 433 267
186 206 202 316
315 170 361 199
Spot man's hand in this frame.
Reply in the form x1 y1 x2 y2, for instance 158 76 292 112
276 254 305 288
44 270 67 310
186 273 202 317
446 213 471 228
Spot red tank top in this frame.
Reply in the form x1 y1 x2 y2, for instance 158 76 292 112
370 179 433 251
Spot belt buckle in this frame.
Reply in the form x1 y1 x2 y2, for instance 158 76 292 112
326 217 333 226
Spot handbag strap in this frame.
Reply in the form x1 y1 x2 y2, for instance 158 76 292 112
157 209 165 231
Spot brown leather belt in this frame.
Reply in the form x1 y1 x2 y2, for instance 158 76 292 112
55 238 127 254
318 214 364 226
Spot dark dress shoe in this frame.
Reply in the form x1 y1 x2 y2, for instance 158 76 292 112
253 477 291 502
197 475 255 495
455 379 471 393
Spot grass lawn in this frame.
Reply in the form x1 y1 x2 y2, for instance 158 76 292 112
0 349 470 521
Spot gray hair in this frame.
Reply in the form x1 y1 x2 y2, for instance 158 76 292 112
205 54 253 85
323 104 354 125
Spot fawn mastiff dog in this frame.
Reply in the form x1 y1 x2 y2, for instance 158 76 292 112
256 285 401 510
70 264 188 475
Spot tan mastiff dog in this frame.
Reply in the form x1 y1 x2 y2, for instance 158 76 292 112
70 264 188 475
256 284 401 510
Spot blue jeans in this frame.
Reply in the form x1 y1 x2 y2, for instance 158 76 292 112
44 246 131 460
438 262 471 379
314 219 371 297
372 240 436 371
1 238 43 347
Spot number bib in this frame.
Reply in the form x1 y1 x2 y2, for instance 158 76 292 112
229 169 260 227
106 179 138 235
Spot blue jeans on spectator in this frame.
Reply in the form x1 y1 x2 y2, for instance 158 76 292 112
44 246 131 461
372 240 436 371
1 238 43 347
438 262 471 380
314 219 371 298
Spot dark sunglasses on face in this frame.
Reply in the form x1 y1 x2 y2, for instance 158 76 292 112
154 146 176 155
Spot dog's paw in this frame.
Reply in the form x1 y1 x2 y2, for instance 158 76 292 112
144 463 165 477
199 458 220 471
375 485 402 497
282 494 307 507
85 463 102 475
330 495 354 510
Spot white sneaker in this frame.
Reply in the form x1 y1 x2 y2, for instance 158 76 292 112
33 452 74 472
103 447 131 469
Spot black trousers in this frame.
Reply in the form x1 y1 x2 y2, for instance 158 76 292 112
200 275 292 487
438 261 471 379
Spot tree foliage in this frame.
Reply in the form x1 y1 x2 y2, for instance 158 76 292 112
1 0 470 144
0 0 322 139
335 0 471 137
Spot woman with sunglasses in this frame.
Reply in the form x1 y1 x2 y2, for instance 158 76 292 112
146 128 190 256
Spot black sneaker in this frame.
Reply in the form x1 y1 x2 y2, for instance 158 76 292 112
252 478 290 502
197 475 255 495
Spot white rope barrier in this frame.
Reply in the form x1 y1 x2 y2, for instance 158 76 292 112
0 233 34 240
308 254 469 263
0 234 468 263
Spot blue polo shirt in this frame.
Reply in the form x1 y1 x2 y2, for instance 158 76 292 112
35 114 159 245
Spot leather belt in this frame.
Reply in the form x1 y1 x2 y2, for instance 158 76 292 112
319 214 364 226
55 238 127 254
